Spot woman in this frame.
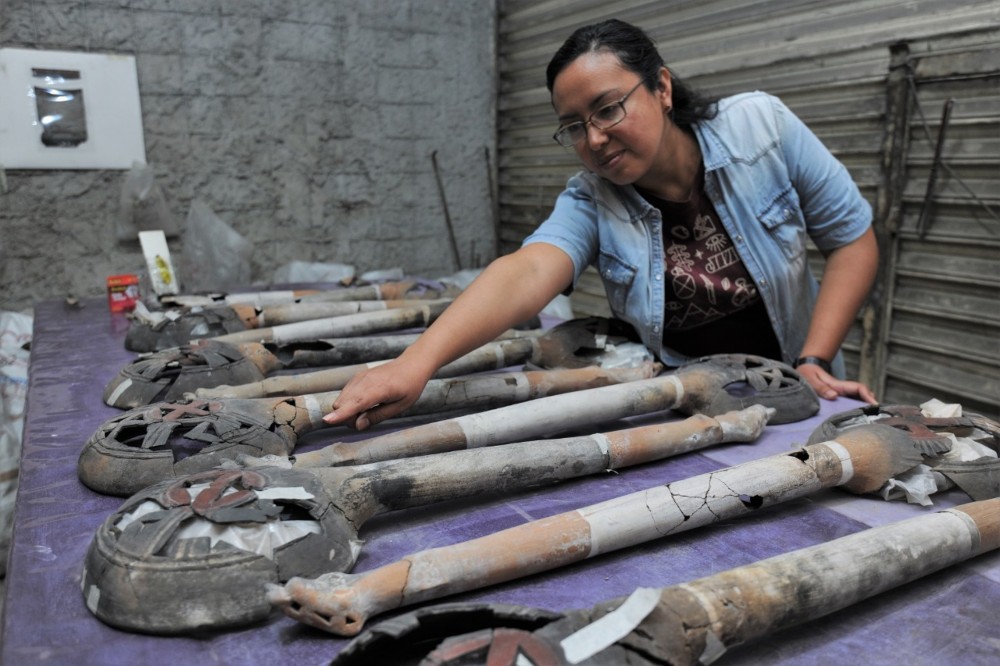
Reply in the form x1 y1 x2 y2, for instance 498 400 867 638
325 19 878 431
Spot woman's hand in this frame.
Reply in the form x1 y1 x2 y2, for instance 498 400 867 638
321 244 575 431
322 358 433 430
794 362 877 404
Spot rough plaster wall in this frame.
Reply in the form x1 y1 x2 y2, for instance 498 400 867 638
0 0 497 313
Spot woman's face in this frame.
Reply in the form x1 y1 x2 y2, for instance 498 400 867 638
551 50 672 187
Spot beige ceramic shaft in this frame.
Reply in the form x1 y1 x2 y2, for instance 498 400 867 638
195 336 547 399
211 300 451 345
271 425 925 635
593 498 1000 665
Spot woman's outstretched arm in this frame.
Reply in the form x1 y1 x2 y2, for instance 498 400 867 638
323 243 576 429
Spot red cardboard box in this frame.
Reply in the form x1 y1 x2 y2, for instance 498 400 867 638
107 274 140 312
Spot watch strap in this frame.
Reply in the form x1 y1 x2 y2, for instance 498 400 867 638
793 356 832 374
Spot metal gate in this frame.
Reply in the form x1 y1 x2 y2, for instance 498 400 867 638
496 0 1000 415
866 34 1000 418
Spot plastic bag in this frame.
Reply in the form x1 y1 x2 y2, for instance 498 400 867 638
179 199 254 293
272 261 355 284
0 310 32 576
116 161 181 241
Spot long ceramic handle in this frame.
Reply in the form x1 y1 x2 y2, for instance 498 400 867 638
167 280 420 307
211 300 451 345
629 498 1000 665
242 300 393 326
320 407 772 527
278 327 535 370
277 364 663 434
278 332 424 368
272 431 863 635
293 373 687 467
196 337 537 399
198 361 393 399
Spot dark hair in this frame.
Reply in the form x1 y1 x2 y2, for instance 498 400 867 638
546 19 717 127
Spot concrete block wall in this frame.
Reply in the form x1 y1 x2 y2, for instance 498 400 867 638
0 0 497 313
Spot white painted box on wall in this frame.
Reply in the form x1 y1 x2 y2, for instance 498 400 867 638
0 47 145 169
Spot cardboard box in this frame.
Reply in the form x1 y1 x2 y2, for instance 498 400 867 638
107 274 140 312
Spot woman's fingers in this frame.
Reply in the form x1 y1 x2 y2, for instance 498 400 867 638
849 381 878 404
323 361 427 429
796 363 877 404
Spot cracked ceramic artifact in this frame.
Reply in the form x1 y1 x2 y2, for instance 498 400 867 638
125 298 453 352
205 299 453 347
84 353 815 497
81 407 772 633
158 280 453 308
270 414 998 636
285 353 818 470
193 316 638 400
102 317 617 408
89 352 814 494
808 403 1000 500
80 363 661 496
329 497 1000 665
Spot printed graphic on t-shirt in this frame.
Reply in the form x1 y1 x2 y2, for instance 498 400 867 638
663 210 760 330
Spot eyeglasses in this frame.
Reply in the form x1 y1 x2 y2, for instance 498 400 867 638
552 79 647 148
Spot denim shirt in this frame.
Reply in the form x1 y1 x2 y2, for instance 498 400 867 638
523 92 872 375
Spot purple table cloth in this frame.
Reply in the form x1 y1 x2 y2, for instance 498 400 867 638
1 297 997 665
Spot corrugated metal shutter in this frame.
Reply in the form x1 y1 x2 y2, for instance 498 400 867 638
497 0 999 406
873 32 1000 418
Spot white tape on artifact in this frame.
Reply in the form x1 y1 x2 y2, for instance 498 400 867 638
588 432 611 461
581 484 687 557
822 439 855 486
457 412 497 448
104 378 133 406
86 584 101 613
117 488 320 560
698 628 728 665
271 318 338 344
559 586 660 664
234 290 297 305
256 486 315 500
676 582 728 664
666 374 684 409
493 343 506 369
510 373 531 400
303 394 324 425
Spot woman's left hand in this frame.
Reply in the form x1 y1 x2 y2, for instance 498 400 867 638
795 362 877 404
